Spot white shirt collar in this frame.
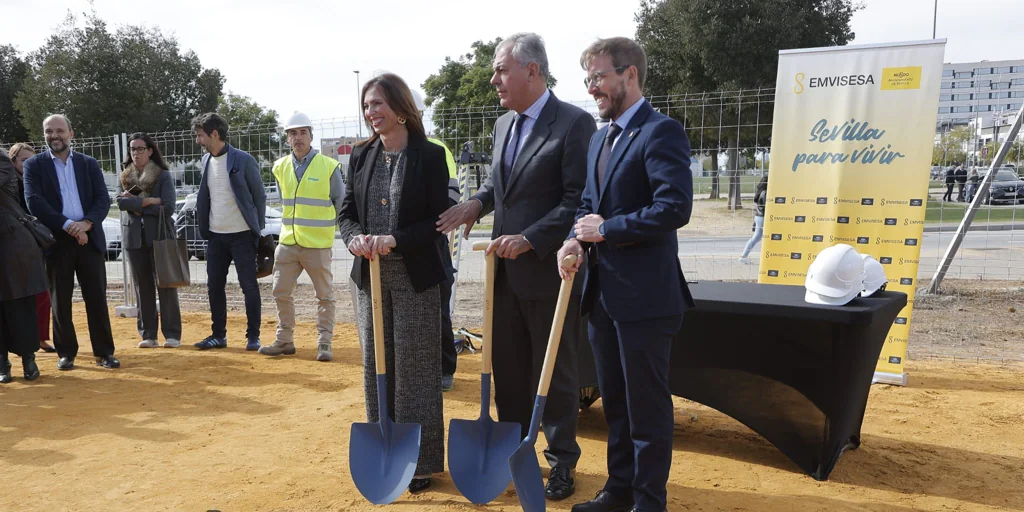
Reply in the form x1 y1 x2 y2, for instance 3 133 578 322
613 96 647 131
520 89 552 120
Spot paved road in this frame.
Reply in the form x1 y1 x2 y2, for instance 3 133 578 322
104 229 1024 286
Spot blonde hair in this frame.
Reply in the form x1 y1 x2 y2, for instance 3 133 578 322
7 142 34 160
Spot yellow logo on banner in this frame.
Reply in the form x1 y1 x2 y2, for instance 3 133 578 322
881 66 922 90
794 73 806 94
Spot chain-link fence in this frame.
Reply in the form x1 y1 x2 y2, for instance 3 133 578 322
4 88 1023 358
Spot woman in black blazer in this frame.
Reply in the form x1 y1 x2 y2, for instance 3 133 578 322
338 73 449 494
117 133 182 349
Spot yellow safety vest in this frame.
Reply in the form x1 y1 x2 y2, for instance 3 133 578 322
273 153 339 248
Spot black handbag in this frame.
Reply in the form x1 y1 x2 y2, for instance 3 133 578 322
0 197 55 249
256 234 276 278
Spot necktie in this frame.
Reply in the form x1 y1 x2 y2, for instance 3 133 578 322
503 114 527 185
597 123 623 191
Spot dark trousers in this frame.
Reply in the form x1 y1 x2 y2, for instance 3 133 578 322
439 238 457 375
46 233 115 359
957 183 966 201
589 294 682 512
206 231 261 340
491 264 580 469
943 183 954 201
0 295 40 358
127 246 182 341
35 291 50 342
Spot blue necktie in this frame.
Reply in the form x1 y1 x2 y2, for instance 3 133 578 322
503 114 527 185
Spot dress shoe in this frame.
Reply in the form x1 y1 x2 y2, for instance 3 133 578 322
22 354 40 381
39 342 56 353
408 477 431 494
546 467 576 500
570 490 633 512
0 356 11 384
57 357 75 371
96 355 121 369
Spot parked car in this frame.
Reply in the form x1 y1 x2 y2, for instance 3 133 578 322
104 201 282 261
984 169 1024 205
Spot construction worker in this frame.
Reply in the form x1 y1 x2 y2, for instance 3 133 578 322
412 89 461 391
260 111 344 361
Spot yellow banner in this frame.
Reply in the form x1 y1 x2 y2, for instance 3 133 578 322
760 41 946 383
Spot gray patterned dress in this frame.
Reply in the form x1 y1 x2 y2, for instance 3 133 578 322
355 148 444 475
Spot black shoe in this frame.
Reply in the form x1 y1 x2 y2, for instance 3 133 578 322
39 342 56 353
22 354 40 381
570 490 633 512
96 355 120 369
546 467 576 500
408 477 431 494
0 356 11 384
57 357 75 371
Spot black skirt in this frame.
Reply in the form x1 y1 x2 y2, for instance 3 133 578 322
0 295 40 357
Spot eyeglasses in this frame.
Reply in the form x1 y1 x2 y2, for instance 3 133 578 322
129 146 150 153
584 65 629 88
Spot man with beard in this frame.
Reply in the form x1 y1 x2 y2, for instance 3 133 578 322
559 37 694 512
437 32 596 501
23 114 120 370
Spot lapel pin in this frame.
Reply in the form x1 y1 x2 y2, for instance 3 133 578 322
630 130 635 137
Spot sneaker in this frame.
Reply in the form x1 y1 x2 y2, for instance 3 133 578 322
316 343 333 362
442 374 454 392
245 337 261 351
163 339 181 348
258 341 296 356
194 336 227 350
137 339 159 348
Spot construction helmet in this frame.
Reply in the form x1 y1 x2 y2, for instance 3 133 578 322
410 89 428 112
860 254 888 297
804 244 865 306
283 111 313 132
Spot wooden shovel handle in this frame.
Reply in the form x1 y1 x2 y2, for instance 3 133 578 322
472 242 496 374
537 254 578 397
369 257 386 375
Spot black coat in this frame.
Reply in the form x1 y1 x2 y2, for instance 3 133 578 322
338 134 449 293
0 154 48 301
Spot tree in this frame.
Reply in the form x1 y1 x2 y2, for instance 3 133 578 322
0 45 30 143
636 0 860 206
933 126 970 166
15 13 223 144
217 92 282 184
423 38 557 155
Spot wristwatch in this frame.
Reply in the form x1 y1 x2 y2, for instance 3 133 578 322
598 222 606 238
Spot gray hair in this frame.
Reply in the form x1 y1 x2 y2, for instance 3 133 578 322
496 33 550 78
43 113 73 132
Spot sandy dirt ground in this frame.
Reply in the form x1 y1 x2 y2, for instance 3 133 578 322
1 304 1023 512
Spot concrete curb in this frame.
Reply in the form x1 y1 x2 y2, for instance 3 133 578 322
923 223 1021 233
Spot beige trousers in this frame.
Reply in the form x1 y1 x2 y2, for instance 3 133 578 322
273 243 335 345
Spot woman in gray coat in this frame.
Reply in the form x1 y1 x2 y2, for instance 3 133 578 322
117 133 182 348
0 152 44 382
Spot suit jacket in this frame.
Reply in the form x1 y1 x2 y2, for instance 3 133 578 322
117 169 176 250
23 150 111 254
196 144 266 239
571 100 696 323
338 134 449 293
471 92 596 300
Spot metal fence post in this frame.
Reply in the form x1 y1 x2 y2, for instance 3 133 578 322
114 132 138 317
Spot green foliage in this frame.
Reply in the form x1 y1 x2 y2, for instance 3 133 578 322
0 45 30 143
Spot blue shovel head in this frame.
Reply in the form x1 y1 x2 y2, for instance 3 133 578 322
349 376 421 505
448 415 521 504
508 395 548 512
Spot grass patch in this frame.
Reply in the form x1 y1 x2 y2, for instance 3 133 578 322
925 198 1024 224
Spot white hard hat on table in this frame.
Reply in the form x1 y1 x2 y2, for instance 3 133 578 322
859 254 888 297
804 243 865 306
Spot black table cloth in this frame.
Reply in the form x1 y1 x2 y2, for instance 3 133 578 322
576 281 907 481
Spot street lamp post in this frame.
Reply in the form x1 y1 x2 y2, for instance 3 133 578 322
354 70 362 139
933 0 938 39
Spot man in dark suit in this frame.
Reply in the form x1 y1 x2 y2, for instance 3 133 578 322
560 37 694 512
437 32 596 501
23 114 120 370
190 113 267 352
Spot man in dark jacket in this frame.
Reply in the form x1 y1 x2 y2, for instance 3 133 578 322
955 165 968 201
943 166 957 202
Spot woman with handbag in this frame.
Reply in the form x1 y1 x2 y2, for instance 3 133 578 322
338 73 449 493
739 174 769 264
9 143 55 354
0 152 44 382
117 133 182 348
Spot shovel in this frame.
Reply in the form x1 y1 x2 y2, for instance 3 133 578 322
350 256 421 504
509 253 579 512
448 241 522 504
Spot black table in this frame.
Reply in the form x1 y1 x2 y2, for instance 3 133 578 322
576 281 907 481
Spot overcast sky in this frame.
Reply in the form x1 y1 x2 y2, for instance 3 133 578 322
4 0 1022 124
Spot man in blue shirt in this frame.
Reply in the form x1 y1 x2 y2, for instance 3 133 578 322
23 114 119 370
